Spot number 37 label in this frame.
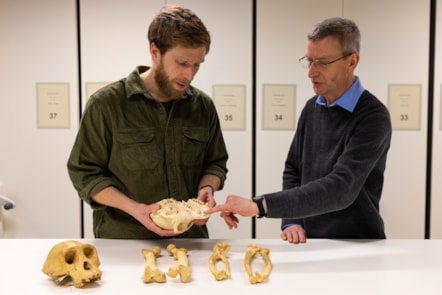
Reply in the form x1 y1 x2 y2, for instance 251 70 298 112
36 82 70 129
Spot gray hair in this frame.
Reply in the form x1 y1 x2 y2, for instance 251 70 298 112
308 17 360 54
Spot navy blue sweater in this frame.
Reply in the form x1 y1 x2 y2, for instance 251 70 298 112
265 90 392 239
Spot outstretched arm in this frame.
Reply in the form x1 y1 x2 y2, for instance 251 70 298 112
204 195 261 229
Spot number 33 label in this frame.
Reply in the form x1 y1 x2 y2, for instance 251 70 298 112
388 84 421 130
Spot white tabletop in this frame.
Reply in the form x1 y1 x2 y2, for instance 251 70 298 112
0 238 441 294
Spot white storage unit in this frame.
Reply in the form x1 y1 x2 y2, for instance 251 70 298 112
430 1 442 238
0 0 80 238
346 0 430 238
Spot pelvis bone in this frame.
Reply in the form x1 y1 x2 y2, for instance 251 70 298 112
244 244 272 284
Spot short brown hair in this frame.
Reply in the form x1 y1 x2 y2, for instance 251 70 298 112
147 5 211 54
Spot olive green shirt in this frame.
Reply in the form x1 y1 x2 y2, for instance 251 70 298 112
67 66 228 239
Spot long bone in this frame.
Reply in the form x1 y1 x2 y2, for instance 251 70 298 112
141 246 166 283
166 243 191 283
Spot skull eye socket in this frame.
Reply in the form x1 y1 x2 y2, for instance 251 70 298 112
83 246 95 258
64 249 77 264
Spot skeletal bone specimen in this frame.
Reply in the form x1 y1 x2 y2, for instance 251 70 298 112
141 246 166 283
244 244 272 284
208 241 231 281
166 244 191 283
150 198 210 234
42 240 102 288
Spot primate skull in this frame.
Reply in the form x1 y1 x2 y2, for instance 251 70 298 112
150 198 210 234
42 240 102 288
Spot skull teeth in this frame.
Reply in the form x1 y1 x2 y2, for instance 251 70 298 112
150 198 210 233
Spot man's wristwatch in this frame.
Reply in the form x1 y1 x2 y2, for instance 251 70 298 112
253 196 267 218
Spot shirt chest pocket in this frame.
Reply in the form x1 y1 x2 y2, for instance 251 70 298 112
181 127 209 167
116 129 160 171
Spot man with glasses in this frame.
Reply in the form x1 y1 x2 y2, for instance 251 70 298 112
206 17 392 243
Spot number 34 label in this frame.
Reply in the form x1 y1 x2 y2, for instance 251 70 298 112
262 84 296 130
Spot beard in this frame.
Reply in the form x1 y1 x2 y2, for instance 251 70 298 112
155 60 188 100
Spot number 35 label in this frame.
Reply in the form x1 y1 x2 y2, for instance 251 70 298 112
213 85 246 131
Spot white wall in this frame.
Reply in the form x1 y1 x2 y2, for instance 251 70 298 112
0 0 438 239
0 0 80 238
347 0 429 239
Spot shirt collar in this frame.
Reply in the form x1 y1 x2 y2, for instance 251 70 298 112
126 65 191 101
315 76 364 112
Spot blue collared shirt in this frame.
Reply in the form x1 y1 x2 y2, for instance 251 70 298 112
315 76 364 112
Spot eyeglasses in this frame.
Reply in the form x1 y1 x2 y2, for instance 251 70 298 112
298 52 354 69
